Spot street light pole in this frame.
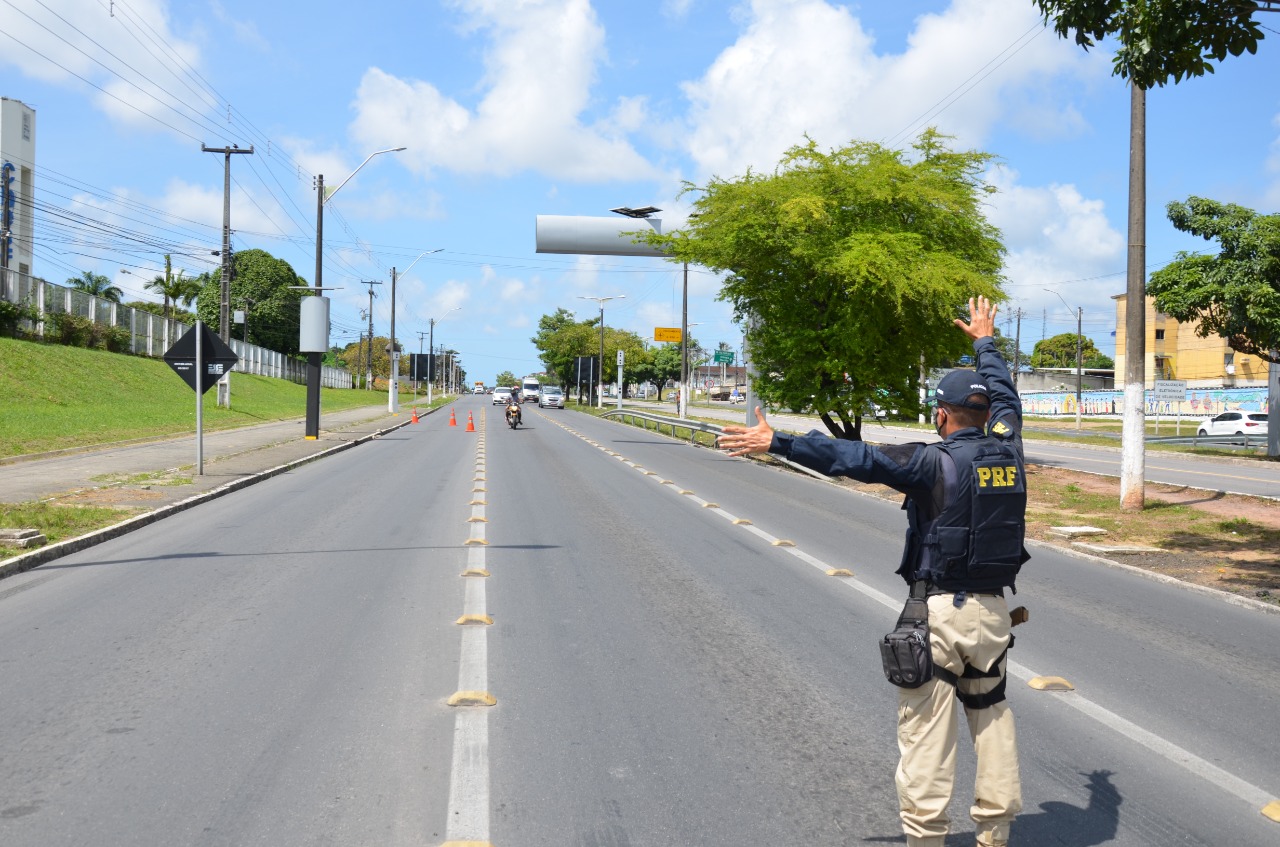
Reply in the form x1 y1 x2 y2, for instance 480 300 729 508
388 249 443 414
681 262 689 419
424 307 459 405
578 295 625 409
308 146 405 438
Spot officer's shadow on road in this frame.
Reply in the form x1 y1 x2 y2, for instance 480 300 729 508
865 769 1120 846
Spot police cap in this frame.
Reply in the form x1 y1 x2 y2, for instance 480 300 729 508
933 370 991 410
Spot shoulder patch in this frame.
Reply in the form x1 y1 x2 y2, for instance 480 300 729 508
991 420 1011 437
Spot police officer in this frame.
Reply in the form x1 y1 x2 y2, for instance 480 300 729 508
718 296 1026 847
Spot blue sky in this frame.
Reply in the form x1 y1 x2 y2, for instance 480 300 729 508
3 0 1279 382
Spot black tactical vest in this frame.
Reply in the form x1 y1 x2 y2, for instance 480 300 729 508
899 434 1029 592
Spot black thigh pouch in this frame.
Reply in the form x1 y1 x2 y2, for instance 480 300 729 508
880 596 933 688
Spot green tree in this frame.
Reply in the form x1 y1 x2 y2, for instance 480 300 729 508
1146 197 1280 363
144 255 199 323
1031 1 1267 88
1030 332 1112 368
495 370 517 388
124 300 196 324
645 132 1005 439
195 249 306 355
67 270 123 304
531 308 598 383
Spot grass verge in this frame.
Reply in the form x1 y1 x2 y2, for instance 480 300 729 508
0 336 415 458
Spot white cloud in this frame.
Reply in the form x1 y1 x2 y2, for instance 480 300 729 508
662 0 695 20
210 0 269 52
1 0 213 139
680 0 1104 179
348 0 659 182
984 165 1125 336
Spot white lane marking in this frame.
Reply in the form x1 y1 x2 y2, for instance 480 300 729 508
445 431 492 844
445 708 490 842
550 410 1280 817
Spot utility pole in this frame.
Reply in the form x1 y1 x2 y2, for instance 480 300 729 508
357 326 366 390
428 319 436 404
1120 82 1147 509
416 330 430 396
201 143 253 409
388 267 399 413
1013 309 1023 390
362 280 381 390
1074 305 1083 431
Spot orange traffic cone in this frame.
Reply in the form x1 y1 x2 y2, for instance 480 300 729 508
449 408 457 427
466 412 476 432
411 408 420 424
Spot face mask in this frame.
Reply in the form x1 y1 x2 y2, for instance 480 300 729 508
934 409 945 438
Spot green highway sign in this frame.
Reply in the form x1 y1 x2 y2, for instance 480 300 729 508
713 350 734 364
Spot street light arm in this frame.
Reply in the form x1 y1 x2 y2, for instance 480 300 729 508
325 146 407 203
399 248 444 279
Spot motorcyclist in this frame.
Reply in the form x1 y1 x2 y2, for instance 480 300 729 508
506 395 522 426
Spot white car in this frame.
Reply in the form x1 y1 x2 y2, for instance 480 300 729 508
1197 411 1269 436
492 387 513 405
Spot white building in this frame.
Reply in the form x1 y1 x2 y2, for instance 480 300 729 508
0 97 36 292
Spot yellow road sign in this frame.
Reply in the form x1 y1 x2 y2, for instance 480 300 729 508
654 327 682 343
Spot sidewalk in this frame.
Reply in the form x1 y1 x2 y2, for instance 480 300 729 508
0 402 438 510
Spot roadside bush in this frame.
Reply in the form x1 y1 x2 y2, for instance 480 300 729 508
0 299 38 338
103 325 132 353
46 311 95 348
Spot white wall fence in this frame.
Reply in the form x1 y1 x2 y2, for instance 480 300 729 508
1 269 352 389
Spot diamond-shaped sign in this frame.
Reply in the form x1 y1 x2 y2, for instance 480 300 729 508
163 324 239 395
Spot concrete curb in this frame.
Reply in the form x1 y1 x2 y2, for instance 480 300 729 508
0 413 421 582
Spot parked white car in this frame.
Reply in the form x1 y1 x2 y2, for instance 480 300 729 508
1197 411 1269 436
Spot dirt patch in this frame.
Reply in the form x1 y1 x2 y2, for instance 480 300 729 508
61 487 167 509
818 461 1280 610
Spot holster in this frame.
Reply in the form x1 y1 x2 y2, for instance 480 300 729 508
880 583 933 688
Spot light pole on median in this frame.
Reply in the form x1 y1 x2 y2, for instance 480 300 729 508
308 146 405 439
578 294 625 408
1047 289 1084 431
388 249 443 414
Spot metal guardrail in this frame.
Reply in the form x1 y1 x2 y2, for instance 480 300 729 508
602 409 724 441
600 409 834 481
1146 432 1270 450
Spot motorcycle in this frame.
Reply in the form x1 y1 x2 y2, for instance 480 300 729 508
505 400 522 429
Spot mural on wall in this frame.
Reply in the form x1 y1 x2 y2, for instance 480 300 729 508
1021 387 1269 418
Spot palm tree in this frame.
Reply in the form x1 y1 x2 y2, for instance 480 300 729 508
67 270 123 304
144 255 198 321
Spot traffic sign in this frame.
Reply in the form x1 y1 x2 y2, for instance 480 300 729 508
1154 379 1187 402
654 327 681 343
713 350 734 364
163 324 239 395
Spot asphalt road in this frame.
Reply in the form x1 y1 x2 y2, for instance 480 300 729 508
1 395 1277 846
650 402 1280 500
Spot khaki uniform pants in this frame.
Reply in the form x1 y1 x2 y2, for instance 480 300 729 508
896 593 1021 847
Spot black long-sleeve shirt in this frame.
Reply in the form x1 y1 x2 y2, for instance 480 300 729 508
767 336 1023 525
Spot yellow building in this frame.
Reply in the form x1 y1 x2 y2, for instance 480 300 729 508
1113 294 1271 388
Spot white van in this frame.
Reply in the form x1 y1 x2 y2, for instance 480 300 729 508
521 377 541 403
